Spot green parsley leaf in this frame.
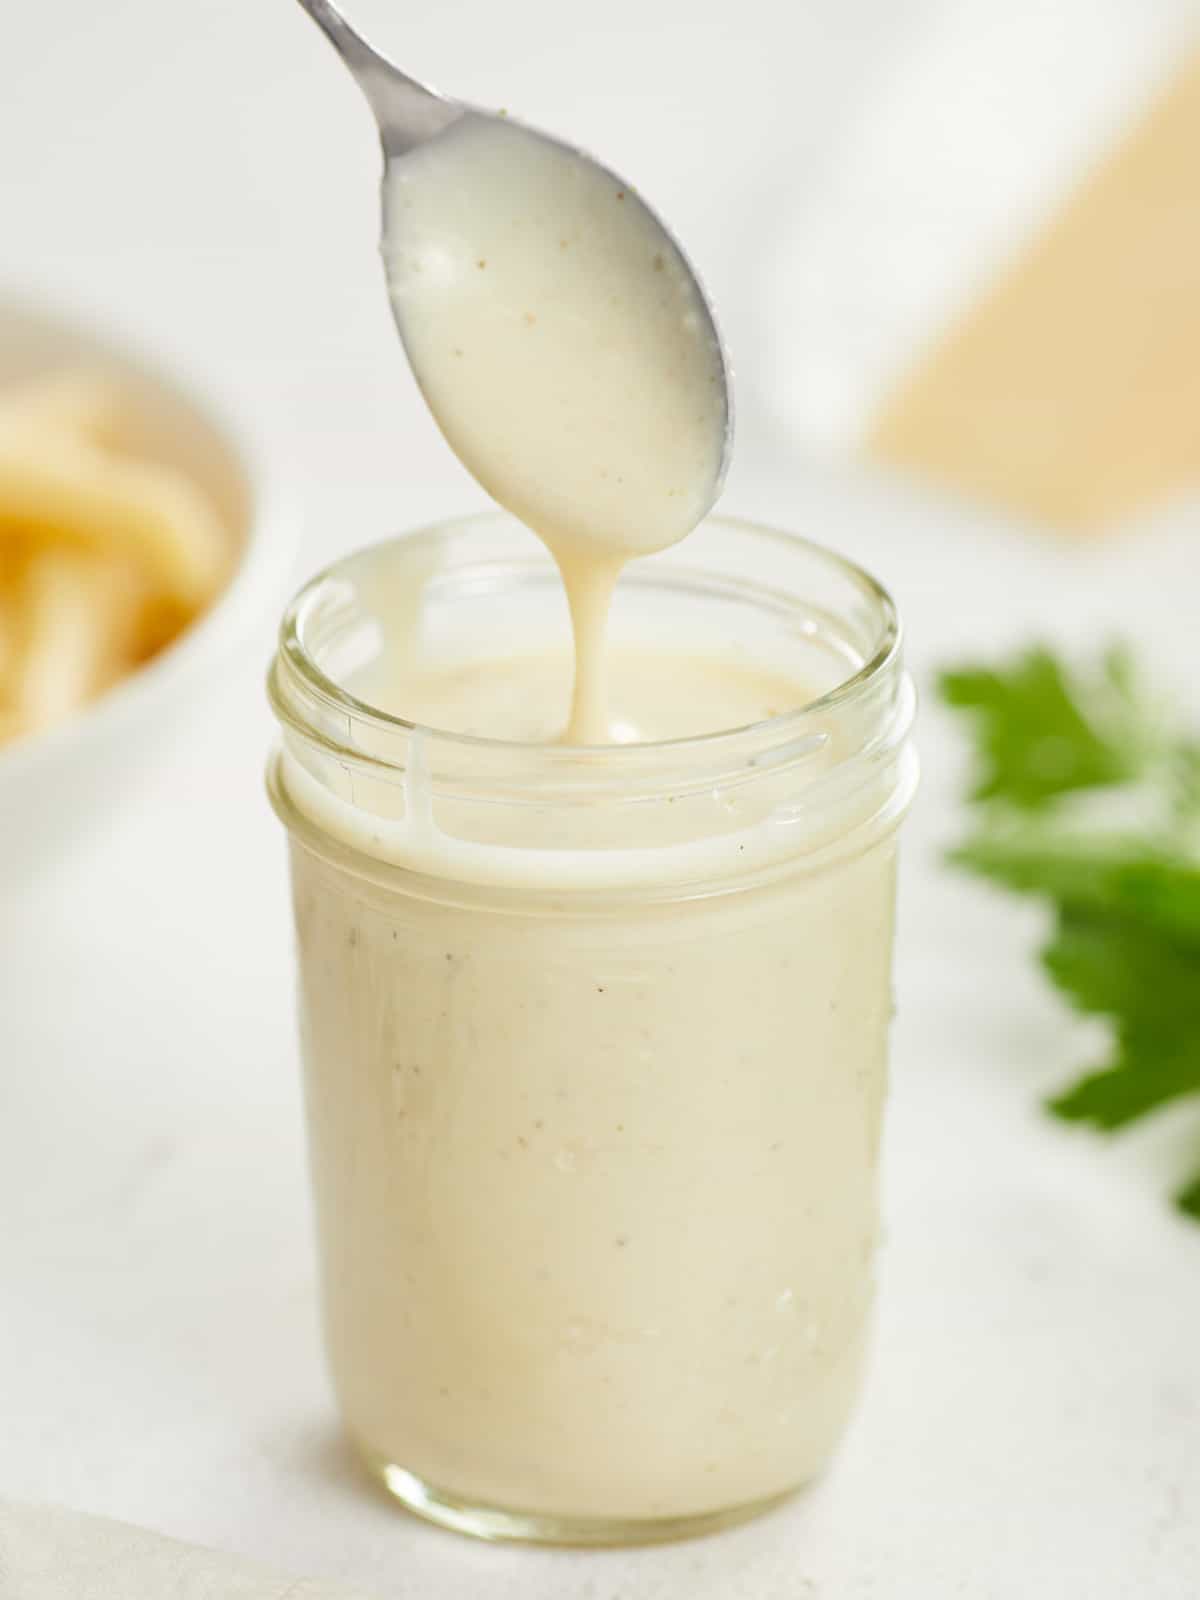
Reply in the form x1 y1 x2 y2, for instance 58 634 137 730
940 643 1200 1219
1176 1173 1200 1220
938 644 1150 810
950 832 1200 943
1041 905 1200 1128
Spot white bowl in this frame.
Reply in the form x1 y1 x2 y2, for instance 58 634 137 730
0 295 297 885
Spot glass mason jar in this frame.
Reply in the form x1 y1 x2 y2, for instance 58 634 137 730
267 512 917 1545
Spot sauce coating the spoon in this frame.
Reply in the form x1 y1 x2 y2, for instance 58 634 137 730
382 113 728 742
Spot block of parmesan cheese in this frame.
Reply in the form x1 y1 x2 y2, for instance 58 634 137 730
869 50 1200 533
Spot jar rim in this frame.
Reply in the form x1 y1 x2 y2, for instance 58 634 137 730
273 510 902 768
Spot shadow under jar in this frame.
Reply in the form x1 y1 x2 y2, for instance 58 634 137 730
267 512 917 1545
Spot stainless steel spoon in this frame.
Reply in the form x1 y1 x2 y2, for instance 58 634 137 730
293 0 733 491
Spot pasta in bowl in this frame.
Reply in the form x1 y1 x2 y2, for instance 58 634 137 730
0 296 294 881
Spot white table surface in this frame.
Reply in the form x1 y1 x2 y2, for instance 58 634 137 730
2 4 1199 1597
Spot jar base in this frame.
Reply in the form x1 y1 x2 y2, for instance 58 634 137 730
357 1446 803 1547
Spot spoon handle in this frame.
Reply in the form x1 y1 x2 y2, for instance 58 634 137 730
294 0 460 155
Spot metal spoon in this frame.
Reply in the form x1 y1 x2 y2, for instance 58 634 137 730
293 0 733 494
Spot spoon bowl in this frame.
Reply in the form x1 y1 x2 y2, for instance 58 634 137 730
294 0 733 503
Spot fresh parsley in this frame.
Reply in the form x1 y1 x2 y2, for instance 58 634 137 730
939 645 1200 1219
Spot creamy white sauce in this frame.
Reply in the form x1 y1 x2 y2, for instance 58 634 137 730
273 109 910 1532
383 112 727 741
291 793 894 1524
280 635 901 1522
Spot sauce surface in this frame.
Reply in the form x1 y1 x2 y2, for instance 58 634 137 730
367 643 806 746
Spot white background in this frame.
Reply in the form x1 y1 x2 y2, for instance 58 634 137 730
2 2 1199 1596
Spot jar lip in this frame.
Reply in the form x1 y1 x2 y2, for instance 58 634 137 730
276 511 902 764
